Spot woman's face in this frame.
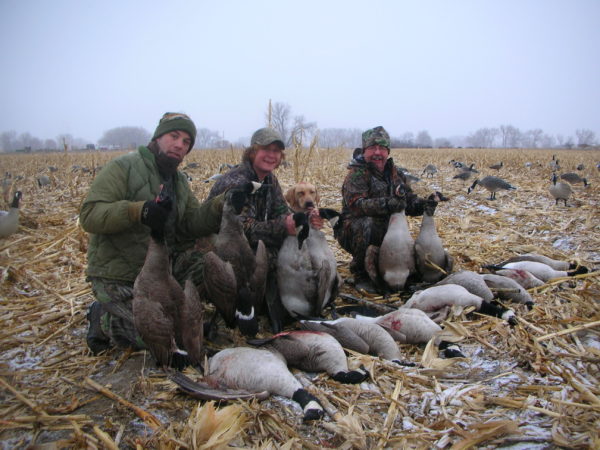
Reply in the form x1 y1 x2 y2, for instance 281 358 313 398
252 143 283 180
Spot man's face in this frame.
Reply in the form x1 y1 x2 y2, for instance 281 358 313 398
253 143 283 180
156 130 192 162
363 144 389 172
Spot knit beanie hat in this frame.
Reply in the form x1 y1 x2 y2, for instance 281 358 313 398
151 112 197 153
362 126 390 150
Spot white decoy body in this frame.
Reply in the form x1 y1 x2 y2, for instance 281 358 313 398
377 209 415 291
497 261 587 282
208 347 323 421
277 212 341 318
549 173 572 206
248 330 368 383
300 317 404 362
435 270 494 302
482 273 534 307
403 284 483 313
414 202 453 283
0 191 22 238
355 308 442 344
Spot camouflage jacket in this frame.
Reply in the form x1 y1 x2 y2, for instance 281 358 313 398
207 160 290 250
341 157 425 221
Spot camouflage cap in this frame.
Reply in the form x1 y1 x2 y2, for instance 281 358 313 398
251 127 285 149
152 112 197 153
362 126 390 150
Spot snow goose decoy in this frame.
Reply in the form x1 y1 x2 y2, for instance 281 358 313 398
468 176 516 200
203 182 268 337
481 273 534 309
414 192 453 283
248 330 369 383
0 191 22 238
549 173 572 206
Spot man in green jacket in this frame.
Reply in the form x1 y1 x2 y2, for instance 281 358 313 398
80 112 224 355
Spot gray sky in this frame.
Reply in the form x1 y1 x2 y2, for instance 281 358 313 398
1 0 599 144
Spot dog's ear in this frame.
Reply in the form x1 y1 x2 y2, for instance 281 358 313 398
314 186 320 206
284 186 297 209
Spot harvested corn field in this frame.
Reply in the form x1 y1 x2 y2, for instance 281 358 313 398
1 147 599 449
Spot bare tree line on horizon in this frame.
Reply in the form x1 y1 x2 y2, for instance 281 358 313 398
0 101 597 152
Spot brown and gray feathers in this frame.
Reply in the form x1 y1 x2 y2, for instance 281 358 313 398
0 191 22 238
414 201 453 283
549 173 572 206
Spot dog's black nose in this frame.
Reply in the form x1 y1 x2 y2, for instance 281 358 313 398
305 201 314 209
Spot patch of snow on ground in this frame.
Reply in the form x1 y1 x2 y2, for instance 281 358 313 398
476 204 497 214
552 237 576 251
2 347 44 370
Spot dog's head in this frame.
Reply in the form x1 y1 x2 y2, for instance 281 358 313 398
285 181 320 212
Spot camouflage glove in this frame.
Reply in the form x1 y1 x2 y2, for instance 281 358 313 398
386 196 406 213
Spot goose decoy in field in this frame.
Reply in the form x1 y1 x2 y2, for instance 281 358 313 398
248 330 369 384
183 162 200 169
549 157 560 172
277 208 341 318
481 273 534 308
449 159 465 169
435 270 494 302
299 317 406 363
560 172 589 186
549 173 572 206
489 161 503 171
576 163 585 171
208 347 324 421
203 182 268 337
484 261 587 282
371 199 415 291
421 164 437 178
414 193 453 283
0 191 22 238
132 201 203 369
467 176 516 200
37 174 51 187
452 170 473 182
496 253 582 272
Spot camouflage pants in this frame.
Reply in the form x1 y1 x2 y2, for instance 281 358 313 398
336 216 388 277
87 247 206 350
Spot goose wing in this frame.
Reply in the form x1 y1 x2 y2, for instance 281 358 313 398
169 371 269 401
133 295 175 368
203 251 237 326
181 279 204 367
300 320 370 354
249 240 268 310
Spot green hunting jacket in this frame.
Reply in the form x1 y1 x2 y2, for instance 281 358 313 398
80 146 224 283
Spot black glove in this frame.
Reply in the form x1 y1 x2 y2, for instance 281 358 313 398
386 196 406 213
141 198 172 236
226 182 256 214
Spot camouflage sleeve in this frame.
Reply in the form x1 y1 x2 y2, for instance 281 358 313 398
342 168 390 217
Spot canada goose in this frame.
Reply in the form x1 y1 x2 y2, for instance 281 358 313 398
208 347 324 421
462 163 479 173
452 171 473 182
300 317 405 363
449 159 465 169
277 209 341 318
485 268 545 289
421 164 437 178
37 175 51 187
356 308 442 344
404 173 421 185
132 219 202 369
468 176 516 200
374 206 415 291
488 261 587 282
414 193 453 283
435 270 494 301
560 172 589 186
202 173 223 184
576 164 585 171
496 253 582 272
549 173 572 206
203 182 268 337
0 191 22 238
489 161 503 171
403 283 515 324
481 273 534 308
248 330 369 384
180 279 204 367
549 158 560 172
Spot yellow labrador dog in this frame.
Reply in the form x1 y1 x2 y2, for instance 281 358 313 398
277 182 341 318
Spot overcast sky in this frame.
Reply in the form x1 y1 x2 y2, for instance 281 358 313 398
1 0 599 144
